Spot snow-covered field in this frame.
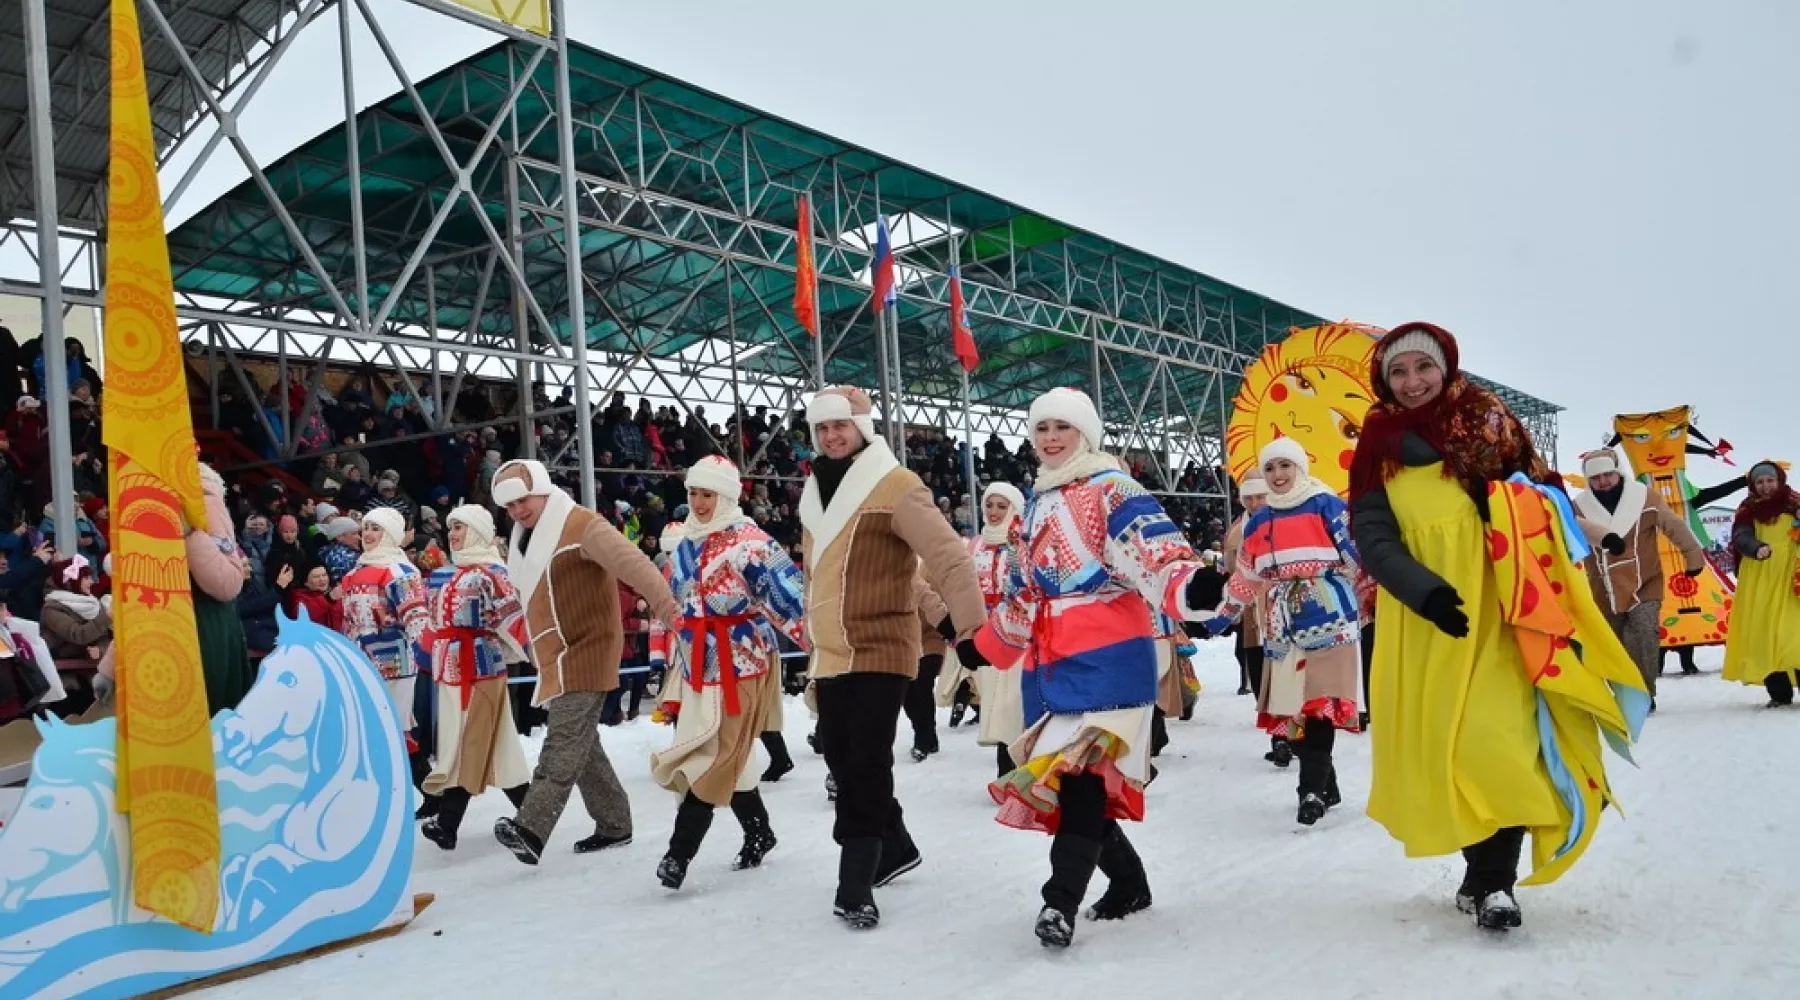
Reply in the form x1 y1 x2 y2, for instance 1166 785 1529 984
211 641 1799 1000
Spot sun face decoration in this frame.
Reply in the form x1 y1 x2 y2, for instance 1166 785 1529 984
1226 323 1384 496
1613 405 1693 475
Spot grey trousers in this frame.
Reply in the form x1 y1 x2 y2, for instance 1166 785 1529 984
1608 601 1663 697
514 690 632 841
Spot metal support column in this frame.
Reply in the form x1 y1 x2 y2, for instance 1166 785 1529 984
23 0 76 553
505 156 535 459
553 0 595 506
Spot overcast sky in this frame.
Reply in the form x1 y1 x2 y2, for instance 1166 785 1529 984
169 0 1796 477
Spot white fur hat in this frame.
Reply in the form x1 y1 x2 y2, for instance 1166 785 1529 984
685 455 743 503
1259 438 1310 477
981 481 1026 518
807 386 878 446
362 506 406 547
1238 473 1271 498
492 458 555 506
446 504 496 548
1581 448 1621 479
1028 388 1104 452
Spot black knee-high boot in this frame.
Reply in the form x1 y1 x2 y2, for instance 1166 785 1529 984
1085 820 1151 920
421 787 471 850
995 743 1016 778
1295 717 1337 825
504 783 529 808
1459 826 1526 928
729 789 777 869
1038 773 1107 947
1150 708 1169 757
658 792 715 889
760 731 796 782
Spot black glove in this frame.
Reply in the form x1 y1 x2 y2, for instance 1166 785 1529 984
1419 586 1470 639
1601 533 1626 556
935 616 958 644
1682 566 1704 579
955 637 989 669
1184 568 1211 612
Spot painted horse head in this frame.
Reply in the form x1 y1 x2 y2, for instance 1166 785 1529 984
220 607 368 770
0 715 119 913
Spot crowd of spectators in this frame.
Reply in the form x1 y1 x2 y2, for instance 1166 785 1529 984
0 324 1232 726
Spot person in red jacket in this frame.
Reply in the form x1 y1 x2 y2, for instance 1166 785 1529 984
287 563 342 631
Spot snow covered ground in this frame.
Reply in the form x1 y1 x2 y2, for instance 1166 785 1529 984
210 640 1799 1000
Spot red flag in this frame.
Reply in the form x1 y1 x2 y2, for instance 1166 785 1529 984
793 195 819 337
948 265 979 372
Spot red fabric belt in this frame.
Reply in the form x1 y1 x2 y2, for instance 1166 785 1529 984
427 626 490 709
680 613 757 716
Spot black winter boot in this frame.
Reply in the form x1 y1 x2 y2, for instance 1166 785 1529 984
834 837 883 929
1038 833 1103 948
410 751 436 820
760 731 796 783
996 744 1017 779
729 790 778 870
1084 822 1151 920
1150 708 1169 758
1460 827 1526 928
1294 718 1337 825
659 792 715 890
503 783 530 808
1265 736 1292 768
421 788 471 851
874 806 921 887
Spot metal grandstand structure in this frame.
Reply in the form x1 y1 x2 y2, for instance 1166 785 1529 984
1 0 1561 543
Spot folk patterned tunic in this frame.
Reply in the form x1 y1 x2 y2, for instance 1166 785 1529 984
339 562 429 680
650 521 807 714
425 564 529 695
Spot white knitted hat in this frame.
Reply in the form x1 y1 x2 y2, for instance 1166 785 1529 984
1027 388 1104 452
1381 329 1448 377
361 507 406 548
981 481 1026 517
1259 438 1310 478
685 455 743 503
1238 473 1271 498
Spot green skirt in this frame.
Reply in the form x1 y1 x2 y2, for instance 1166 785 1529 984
195 589 253 715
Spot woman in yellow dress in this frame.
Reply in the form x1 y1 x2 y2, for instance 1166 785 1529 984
1722 461 1800 706
1349 322 1645 932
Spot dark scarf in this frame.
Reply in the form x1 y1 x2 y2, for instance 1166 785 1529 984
1348 322 1556 502
1593 480 1625 514
810 442 869 509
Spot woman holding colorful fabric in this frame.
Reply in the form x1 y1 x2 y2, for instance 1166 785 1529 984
968 482 1029 777
956 387 1212 949
418 505 533 851
1722 460 1800 706
649 456 809 890
1202 438 1362 826
1349 322 1645 933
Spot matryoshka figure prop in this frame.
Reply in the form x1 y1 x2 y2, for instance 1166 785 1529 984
1610 405 1747 653
1226 323 1383 497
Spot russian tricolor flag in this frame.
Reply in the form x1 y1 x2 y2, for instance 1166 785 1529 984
870 216 897 312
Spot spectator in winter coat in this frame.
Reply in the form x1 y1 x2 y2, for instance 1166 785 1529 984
0 535 51 621
239 559 290 652
338 465 374 513
240 513 274 584
265 514 309 589
369 471 415 525
316 517 362 584
311 451 348 497
40 556 111 662
287 563 343 630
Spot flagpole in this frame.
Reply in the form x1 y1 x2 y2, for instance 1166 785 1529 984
959 364 977 531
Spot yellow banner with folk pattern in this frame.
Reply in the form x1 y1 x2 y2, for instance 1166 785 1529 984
104 0 221 933
445 0 551 34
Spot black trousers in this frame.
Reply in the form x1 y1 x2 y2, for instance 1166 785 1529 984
816 673 910 845
1461 826 1526 897
1237 643 1265 698
1360 622 1376 719
903 655 943 752
1767 671 1795 706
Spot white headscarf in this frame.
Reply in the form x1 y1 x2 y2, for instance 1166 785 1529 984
979 482 1025 545
447 504 504 567
357 507 411 568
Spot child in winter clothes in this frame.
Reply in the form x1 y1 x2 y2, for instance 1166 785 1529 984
1202 439 1363 826
287 564 342 630
40 556 111 662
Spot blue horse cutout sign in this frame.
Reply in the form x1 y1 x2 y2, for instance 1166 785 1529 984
0 609 415 1000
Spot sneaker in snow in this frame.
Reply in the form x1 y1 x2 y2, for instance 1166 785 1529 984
573 831 633 854
1475 890 1522 930
1296 793 1327 826
493 818 542 866
733 829 778 870
834 901 880 929
1085 887 1152 921
657 855 689 889
1035 905 1075 948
